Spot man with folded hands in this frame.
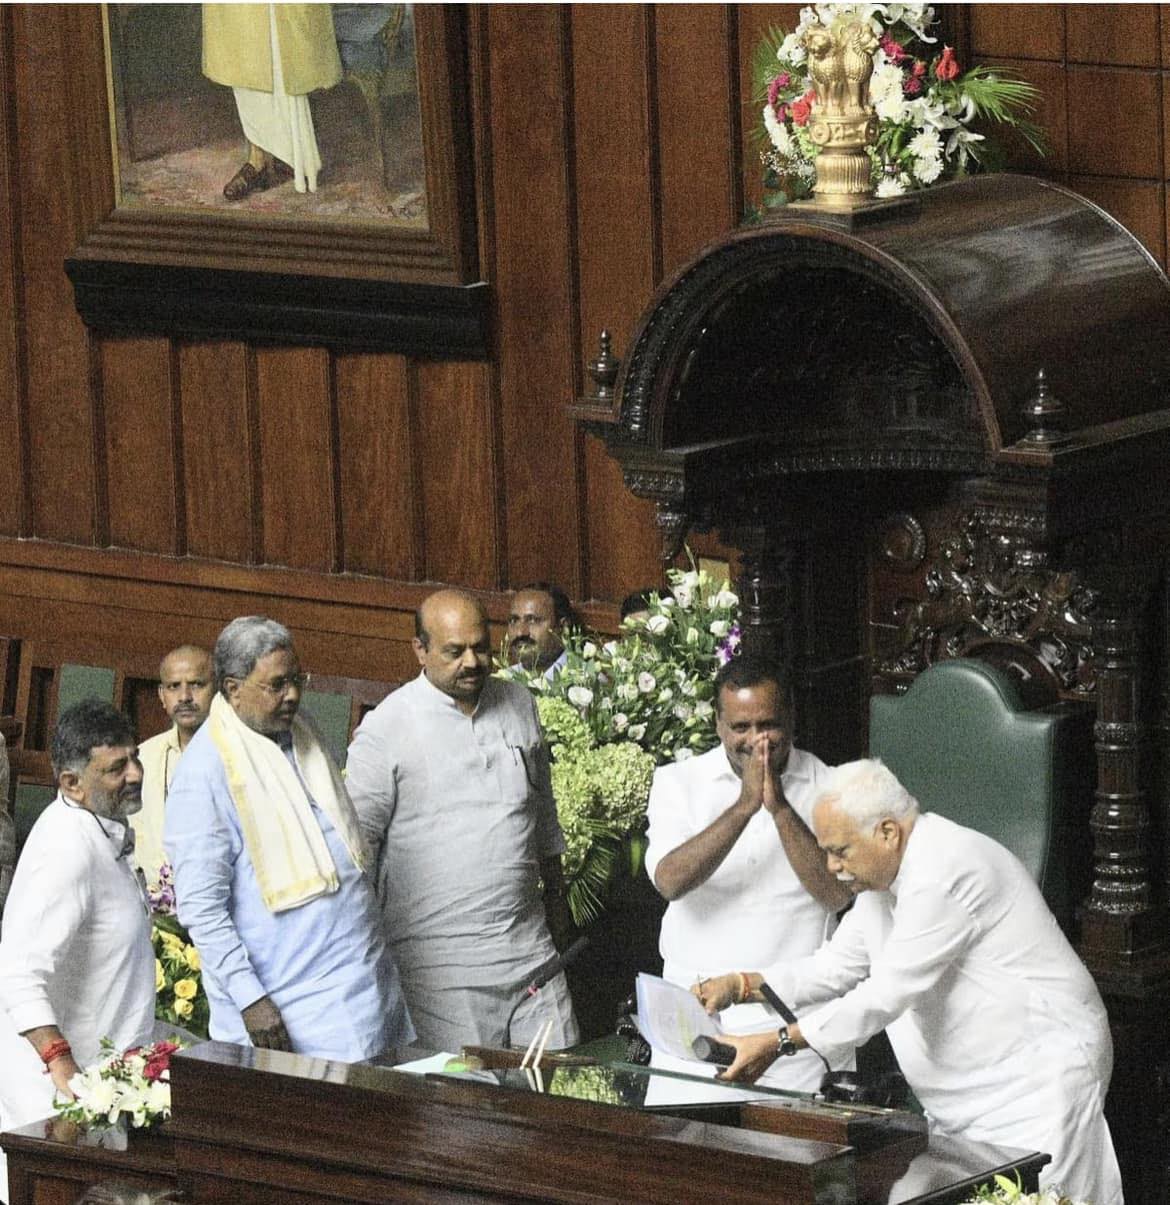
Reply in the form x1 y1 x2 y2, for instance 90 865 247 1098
697 758 1122 1205
165 615 412 1060
645 653 852 1094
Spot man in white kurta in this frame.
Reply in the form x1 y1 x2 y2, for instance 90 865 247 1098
645 654 850 1095
0 701 155 1201
131 644 213 885
708 758 1122 1205
346 589 578 1053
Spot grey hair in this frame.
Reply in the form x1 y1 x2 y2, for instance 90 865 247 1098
51 700 136 778
814 758 919 833
213 616 294 694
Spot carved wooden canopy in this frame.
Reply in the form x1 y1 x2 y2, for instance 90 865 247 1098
591 174 1170 559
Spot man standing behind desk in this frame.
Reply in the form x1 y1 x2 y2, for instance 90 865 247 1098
704 759 1122 1205
165 616 412 1060
0 702 155 1199
347 588 579 1053
645 653 852 1092
131 644 213 884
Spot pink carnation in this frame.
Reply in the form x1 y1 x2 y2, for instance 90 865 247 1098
767 73 792 108
902 75 923 97
879 34 906 63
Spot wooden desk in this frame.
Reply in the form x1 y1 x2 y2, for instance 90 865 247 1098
2 1043 1046 1204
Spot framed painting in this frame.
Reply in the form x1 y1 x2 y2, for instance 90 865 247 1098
66 3 487 357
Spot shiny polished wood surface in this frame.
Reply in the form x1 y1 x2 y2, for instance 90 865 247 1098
1 1043 1047 1205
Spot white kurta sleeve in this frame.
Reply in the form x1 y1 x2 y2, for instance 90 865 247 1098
344 709 399 862
642 764 691 887
166 772 266 1013
796 883 976 1064
0 836 90 1034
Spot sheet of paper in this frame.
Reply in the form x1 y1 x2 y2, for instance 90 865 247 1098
391 1052 461 1075
634 971 720 1062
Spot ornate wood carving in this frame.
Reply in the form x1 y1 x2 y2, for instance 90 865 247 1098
875 509 1098 700
736 535 796 668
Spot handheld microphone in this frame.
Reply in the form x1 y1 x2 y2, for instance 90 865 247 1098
691 1035 736 1066
502 936 589 1048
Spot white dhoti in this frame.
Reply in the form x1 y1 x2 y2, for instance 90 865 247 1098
232 4 323 193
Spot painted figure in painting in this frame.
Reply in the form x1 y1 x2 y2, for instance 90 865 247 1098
202 3 341 199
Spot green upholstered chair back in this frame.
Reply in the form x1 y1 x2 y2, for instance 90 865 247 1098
299 688 355 769
14 780 56 851
869 658 1094 933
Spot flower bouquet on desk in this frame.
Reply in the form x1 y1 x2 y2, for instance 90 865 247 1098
498 562 741 924
55 1037 184 1136
752 3 1044 208
148 862 210 1039
962 1175 1090 1205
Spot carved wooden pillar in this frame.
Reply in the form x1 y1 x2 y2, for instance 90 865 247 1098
1080 588 1161 960
736 534 795 670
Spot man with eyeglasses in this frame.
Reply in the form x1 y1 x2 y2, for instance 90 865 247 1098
164 615 412 1060
0 700 155 1201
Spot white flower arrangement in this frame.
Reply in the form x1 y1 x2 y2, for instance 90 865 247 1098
752 3 1043 208
961 1175 1090 1205
497 563 742 922
56 1037 183 1131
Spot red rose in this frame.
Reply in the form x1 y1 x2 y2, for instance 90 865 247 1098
791 89 816 127
912 60 927 78
935 45 960 81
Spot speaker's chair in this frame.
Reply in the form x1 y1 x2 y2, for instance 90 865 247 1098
869 657 1094 934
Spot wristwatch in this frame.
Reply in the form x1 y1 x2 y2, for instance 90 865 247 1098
776 1026 798 1058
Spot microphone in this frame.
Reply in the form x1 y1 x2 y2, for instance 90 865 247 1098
503 936 589 1049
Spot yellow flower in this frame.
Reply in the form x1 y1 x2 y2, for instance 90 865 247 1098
160 931 183 953
155 959 166 991
173 997 194 1019
173 978 198 1000
183 945 201 971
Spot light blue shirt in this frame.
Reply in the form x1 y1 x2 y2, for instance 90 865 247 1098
165 721 412 1060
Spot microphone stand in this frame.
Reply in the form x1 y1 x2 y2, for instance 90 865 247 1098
502 936 588 1049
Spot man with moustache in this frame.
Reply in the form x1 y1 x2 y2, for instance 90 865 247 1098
0 701 155 1199
506 582 574 679
700 758 1122 1205
131 644 214 883
347 588 579 1052
644 654 851 1094
165 616 412 1059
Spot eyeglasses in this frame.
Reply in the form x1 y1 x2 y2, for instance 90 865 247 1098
246 672 310 698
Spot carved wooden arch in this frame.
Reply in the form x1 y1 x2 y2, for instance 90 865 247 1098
613 221 1002 456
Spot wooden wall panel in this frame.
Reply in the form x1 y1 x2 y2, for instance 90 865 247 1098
11 5 95 545
178 341 255 565
2 1 1169 678
415 360 497 590
100 336 177 554
486 3 583 596
654 4 739 274
0 9 25 537
255 347 337 573
335 354 419 581
569 3 662 599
